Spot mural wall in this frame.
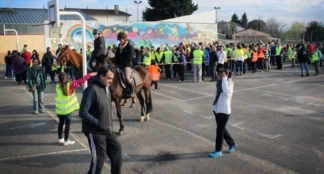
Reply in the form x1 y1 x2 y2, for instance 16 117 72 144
45 21 218 51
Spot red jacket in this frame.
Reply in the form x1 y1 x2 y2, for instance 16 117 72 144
306 44 314 54
21 51 32 65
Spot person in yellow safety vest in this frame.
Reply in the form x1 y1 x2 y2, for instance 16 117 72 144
288 46 297 68
154 47 164 77
234 44 244 76
311 46 322 76
275 42 283 70
150 46 156 61
264 44 271 71
192 45 204 83
86 45 92 61
163 46 173 80
246 45 252 71
142 47 151 67
56 71 97 146
225 44 234 72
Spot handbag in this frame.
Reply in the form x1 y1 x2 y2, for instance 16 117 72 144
28 70 39 92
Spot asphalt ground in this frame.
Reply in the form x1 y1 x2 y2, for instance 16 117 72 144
0 62 323 174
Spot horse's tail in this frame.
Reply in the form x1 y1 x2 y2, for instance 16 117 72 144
147 89 153 113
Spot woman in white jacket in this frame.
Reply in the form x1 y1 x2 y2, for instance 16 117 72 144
210 69 238 158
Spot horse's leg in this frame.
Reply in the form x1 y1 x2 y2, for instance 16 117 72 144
121 99 128 106
136 91 146 122
131 96 136 108
144 88 151 121
115 98 124 135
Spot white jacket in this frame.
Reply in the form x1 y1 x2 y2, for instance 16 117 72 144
212 77 233 114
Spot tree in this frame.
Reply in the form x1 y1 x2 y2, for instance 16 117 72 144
305 21 324 42
231 13 240 24
248 19 266 31
142 0 198 21
265 18 282 38
230 22 238 36
285 21 306 42
241 12 248 28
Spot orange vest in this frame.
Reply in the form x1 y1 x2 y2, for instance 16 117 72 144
148 65 160 81
251 51 258 62
258 49 265 59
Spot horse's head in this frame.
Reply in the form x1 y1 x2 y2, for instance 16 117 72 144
57 45 71 65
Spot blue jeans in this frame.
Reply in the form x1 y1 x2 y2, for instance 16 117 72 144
299 62 309 75
5 65 13 78
235 60 243 73
32 89 44 112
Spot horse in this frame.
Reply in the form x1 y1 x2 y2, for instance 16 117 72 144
57 45 153 134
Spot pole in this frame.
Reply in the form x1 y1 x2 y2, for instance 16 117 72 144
137 3 139 21
60 11 87 89
4 28 19 50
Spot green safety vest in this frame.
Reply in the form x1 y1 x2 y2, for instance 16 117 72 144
143 53 151 66
55 82 79 115
234 49 244 58
193 50 203 65
247 49 252 58
86 50 92 55
311 50 320 63
164 51 173 64
151 51 156 60
275 46 282 56
226 48 232 58
155 52 163 63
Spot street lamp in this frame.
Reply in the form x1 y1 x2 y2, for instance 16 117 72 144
134 1 142 21
214 7 220 23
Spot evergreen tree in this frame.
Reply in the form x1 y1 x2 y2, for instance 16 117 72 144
142 0 198 21
230 13 240 24
241 12 248 28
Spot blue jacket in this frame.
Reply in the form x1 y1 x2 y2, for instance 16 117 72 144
204 49 210 66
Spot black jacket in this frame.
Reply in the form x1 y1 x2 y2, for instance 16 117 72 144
92 36 106 58
42 51 54 66
4 55 12 65
115 42 135 69
297 47 310 63
79 76 113 133
209 51 218 64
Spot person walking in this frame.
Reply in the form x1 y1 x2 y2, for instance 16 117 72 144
79 65 122 174
297 43 310 77
311 46 322 76
12 52 28 84
209 69 238 158
27 59 46 114
56 71 97 146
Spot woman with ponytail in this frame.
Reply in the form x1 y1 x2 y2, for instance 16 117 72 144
56 71 97 146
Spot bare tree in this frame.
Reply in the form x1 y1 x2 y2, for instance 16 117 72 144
266 18 281 37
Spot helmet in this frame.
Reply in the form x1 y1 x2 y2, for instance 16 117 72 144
93 29 99 35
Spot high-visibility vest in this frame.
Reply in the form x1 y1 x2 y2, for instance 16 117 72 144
258 49 265 59
86 50 92 56
234 49 244 58
150 51 156 60
247 49 252 58
55 82 79 115
164 51 173 64
226 48 232 58
186 47 191 56
311 50 320 63
143 53 151 66
193 50 203 65
251 51 258 62
148 65 160 81
155 52 163 63
275 46 283 56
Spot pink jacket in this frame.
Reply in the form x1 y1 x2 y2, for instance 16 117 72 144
69 74 92 95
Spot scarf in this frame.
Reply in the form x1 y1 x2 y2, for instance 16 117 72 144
119 40 129 53
213 80 223 105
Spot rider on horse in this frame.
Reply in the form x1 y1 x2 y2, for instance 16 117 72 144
115 32 136 98
91 29 106 69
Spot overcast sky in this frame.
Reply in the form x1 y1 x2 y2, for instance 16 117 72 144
2 0 323 29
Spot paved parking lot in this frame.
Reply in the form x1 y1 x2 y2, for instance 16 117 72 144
0 64 323 174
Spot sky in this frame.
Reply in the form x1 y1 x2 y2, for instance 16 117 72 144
1 0 323 29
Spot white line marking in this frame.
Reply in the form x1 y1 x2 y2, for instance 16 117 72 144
231 122 245 130
159 83 213 96
259 133 281 139
184 110 193 115
0 105 30 112
0 148 87 161
234 84 278 92
261 93 272 96
10 123 46 129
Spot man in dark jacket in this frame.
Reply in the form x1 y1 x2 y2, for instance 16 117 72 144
91 29 106 69
42 47 55 83
297 43 310 77
4 50 12 79
79 65 122 174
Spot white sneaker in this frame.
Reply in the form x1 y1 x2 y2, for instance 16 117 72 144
58 138 64 144
63 140 75 146
34 111 39 114
5 77 7 79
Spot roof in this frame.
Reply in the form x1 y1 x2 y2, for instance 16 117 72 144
65 8 131 16
0 8 97 24
234 28 271 36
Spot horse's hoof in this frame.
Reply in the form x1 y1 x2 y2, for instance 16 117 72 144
119 131 124 135
121 103 126 106
144 114 150 121
140 116 144 122
130 104 134 108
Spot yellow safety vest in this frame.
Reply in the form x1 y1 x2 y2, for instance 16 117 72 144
55 82 79 115
164 51 173 64
235 49 244 58
247 49 252 58
150 51 156 60
193 50 203 65
155 52 163 63
86 50 92 55
143 53 151 66
275 46 282 56
311 50 319 63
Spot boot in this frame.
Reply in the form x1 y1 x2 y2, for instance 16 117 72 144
128 83 135 97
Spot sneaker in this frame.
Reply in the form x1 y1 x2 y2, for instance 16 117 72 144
306 73 309 76
34 111 39 114
58 138 64 144
5 77 7 79
63 140 75 146
227 144 238 154
209 151 222 158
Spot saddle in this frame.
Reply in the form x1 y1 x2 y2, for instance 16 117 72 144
117 68 142 89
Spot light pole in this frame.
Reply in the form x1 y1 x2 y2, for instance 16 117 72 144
134 1 142 21
214 7 220 23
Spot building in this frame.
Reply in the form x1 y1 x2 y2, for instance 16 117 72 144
233 28 273 44
217 21 245 39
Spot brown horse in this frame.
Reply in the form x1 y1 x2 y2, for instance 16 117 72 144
57 46 153 134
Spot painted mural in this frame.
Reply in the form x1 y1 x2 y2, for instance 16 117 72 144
45 21 218 51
